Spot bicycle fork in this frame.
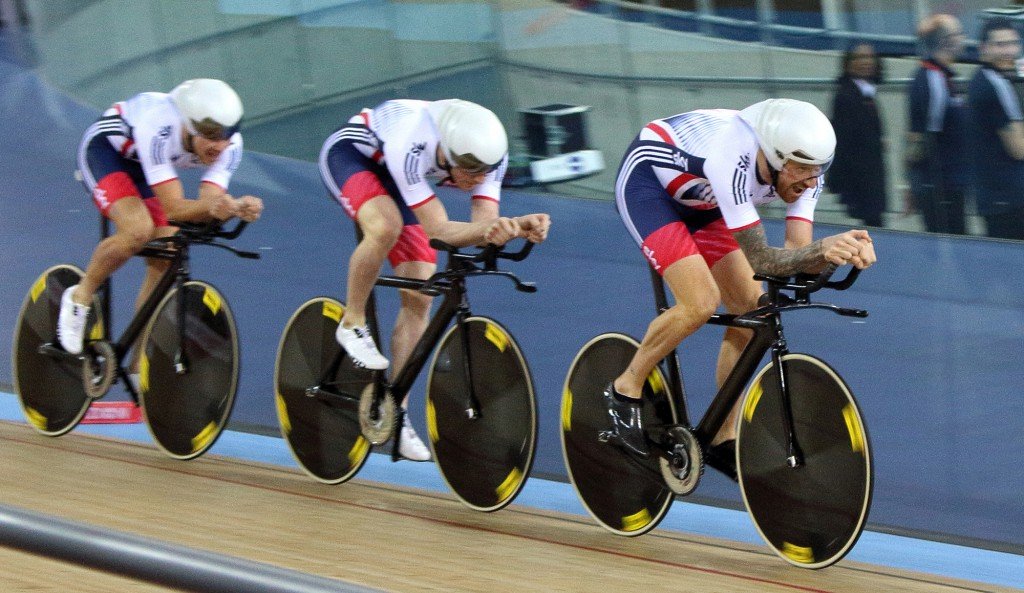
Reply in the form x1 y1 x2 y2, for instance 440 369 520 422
769 318 804 469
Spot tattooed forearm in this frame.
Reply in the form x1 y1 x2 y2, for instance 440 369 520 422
734 226 825 276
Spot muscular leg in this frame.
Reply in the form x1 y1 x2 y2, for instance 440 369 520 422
390 260 435 409
708 250 763 444
340 195 402 328
74 197 156 305
613 254 720 398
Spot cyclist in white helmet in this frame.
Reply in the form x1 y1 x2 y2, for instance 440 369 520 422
319 98 551 461
606 98 876 478
59 79 264 362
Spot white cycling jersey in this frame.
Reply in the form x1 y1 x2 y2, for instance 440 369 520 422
621 108 822 230
80 92 242 190
348 99 507 208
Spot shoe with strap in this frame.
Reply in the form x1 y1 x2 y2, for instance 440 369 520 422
335 323 389 370
600 382 649 457
57 285 90 355
398 415 431 461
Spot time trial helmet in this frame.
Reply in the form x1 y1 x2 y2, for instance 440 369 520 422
170 79 243 141
738 98 835 173
432 99 508 174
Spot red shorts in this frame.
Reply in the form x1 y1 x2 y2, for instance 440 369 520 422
92 172 169 227
641 218 740 275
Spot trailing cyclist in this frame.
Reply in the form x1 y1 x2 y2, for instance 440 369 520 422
605 98 877 477
319 98 551 460
59 79 263 363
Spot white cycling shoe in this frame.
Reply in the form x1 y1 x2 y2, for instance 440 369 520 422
335 324 389 370
398 418 431 462
57 285 90 355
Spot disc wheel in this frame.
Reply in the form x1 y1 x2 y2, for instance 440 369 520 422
12 265 105 436
138 280 239 460
426 317 537 512
561 333 677 536
738 353 873 569
275 297 375 484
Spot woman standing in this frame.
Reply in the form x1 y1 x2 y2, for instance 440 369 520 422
830 43 888 228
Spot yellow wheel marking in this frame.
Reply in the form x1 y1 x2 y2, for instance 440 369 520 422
561 387 573 432
426 398 438 443
348 436 369 467
621 508 652 532
275 392 291 435
191 421 217 453
139 354 150 393
842 403 866 454
781 542 815 564
743 380 763 423
646 370 664 394
484 323 508 352
202 287 222 316
89 321 104 341
322 301 343 323
25 406 47 431
30 273 47 303
496 467 523 504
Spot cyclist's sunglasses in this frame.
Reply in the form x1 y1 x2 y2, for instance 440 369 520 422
448 151 499 175
190 117 241 141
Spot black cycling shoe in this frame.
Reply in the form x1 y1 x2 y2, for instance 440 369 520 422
705 440 738 482
600 382 649 457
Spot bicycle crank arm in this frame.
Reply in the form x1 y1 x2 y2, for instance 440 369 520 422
38 342 86 364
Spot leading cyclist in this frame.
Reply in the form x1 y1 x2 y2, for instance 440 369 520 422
319 98 551 461
605 98 876 478
59 79 264 365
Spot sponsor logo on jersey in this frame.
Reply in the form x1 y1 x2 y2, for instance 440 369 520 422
642 244 661 271
157 125 172 138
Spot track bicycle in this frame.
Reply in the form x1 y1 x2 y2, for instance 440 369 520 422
12 220 259 459
561 265 872 568
275 239 539 511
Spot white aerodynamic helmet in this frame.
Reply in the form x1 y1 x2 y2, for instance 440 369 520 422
738 98 835 172
432 99 508 173
170 78 243 140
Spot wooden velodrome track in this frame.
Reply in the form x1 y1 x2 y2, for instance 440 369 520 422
0 421 1011 593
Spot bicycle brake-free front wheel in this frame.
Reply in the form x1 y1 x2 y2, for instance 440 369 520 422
275 297 375 483
561 333 676 536
426 317 537 511
12 265 105 436
738 353 872 568
138 280 239 460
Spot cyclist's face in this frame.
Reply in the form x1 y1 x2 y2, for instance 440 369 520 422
450 166 489 190
982 29 1022 72
776 161 821 203
191 134 231 165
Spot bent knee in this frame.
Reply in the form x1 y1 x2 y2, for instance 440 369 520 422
119 224 155 251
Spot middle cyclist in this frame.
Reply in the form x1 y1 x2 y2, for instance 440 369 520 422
605 98 876 477
319 99 551 461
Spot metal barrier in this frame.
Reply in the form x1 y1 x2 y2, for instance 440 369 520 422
0 503 383 593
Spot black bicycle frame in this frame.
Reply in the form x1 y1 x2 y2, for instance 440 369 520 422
648 267 800 461
365 272 478 413
96 239 193 402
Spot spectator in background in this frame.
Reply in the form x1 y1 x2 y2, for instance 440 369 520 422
967 18 1024 240
906 14 968 234
830 43 888 228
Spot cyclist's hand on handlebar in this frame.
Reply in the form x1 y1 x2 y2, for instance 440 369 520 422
516 213 551 243
208 194 237 221
235 195 264 222
483 216 523 245
822 229 876 269
851 234 876 269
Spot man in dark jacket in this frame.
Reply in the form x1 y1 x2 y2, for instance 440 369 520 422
967 17 1024 240
906 14 968 234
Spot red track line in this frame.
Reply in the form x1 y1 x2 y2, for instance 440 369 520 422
1 429 835 593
